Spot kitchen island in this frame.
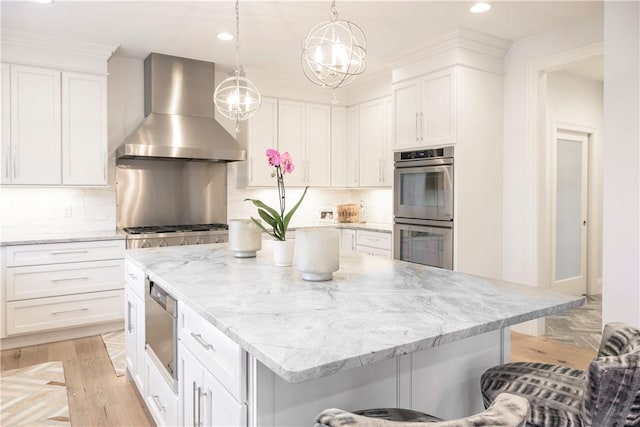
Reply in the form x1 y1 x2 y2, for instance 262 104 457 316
125 240 584 426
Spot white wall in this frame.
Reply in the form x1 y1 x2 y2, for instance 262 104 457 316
602 1 640 327
502 15 603 286
546 71 603 294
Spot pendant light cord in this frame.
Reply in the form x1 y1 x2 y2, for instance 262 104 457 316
234 0 240 76
330 0 338 21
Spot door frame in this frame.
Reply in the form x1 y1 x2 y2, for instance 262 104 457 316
550 123 592 295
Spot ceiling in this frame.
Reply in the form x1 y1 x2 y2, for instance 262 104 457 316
2 1 603 80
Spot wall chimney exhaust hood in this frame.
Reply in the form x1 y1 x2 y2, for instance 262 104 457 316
116 53 246 162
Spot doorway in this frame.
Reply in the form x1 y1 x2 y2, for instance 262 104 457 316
552 129 589 295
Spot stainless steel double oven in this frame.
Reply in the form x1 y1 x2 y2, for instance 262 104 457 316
393 147 454 270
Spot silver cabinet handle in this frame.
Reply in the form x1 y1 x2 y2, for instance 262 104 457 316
379 159 383 183
12 146 17 179
127 301 133 333
354 160 358 184
51 307 88 316
197 385 203 427
192 382 197 427
420 112 424 141
151 394 165 412
103 150 107 180
50 250 89 255
415 112 419 142
50 276 89 282
190 332 215 352
127 273 138 280
3 145 9 179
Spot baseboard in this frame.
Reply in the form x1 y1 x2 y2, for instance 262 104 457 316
0 320 123 350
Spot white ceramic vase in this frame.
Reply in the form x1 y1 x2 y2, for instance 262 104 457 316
229 219 262 258
295 227 340 281
272 239 295 267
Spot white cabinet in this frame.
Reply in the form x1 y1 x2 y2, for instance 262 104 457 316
278 100 331 187
356 230 392 259
144 351 179 427
9 64 61 184
392 68 457 150
2 240 125 338
62 71 107 185
358 97 392 187
179 343 246 427
124 260 145 392
346 106 360 187
248 97 278 187
340 228 357 253
330 106 348 187
179 301 247 427
1 63 108 186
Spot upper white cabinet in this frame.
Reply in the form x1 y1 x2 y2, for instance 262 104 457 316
345 106 360 187
1 63 108 186
247 97 278 187
278 100 330 188
358 97 392 187
8 64 62 185
330 106 347 187
62 71 107 185
392 67 456 150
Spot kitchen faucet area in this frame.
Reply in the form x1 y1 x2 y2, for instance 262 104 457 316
1 1 639 426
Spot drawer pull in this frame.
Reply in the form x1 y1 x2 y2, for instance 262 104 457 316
50 276 89 283
51 308 89 316
191 333 215 352
50 250 89 256
151 394 166 412
127 273 138 280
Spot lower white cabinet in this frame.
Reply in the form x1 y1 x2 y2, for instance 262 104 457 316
124 287 145 392
179 342 246 427
144 351 179 427
341 229 357 253
356 230 392 259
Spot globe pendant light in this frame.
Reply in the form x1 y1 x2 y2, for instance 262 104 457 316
214 0 261 132
301 0 367 97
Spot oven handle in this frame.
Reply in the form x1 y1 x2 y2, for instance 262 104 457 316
394 218 453 228
395 158 453 168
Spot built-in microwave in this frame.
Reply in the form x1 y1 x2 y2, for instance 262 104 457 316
393 147 454 222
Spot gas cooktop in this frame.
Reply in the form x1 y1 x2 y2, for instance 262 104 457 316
123 223 228 235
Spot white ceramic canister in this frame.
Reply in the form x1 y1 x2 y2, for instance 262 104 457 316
229 219 262 258
295 227 340 281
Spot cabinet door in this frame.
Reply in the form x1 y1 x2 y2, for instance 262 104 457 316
383 97 393 186
1 63 10 184
421 69 456 146
392 78 420 151
359 99 385 187
305 103 331 187
330 106 347 188
340 229 356 253
278 100 305 187
346 106 360 187
124 288 138 379
62 72 107 185
10 65 61 184
179 343 202 427
247 97 278 187
204 368 246 427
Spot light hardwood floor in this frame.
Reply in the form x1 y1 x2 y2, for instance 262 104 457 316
1 331 597 426
0 335 153 427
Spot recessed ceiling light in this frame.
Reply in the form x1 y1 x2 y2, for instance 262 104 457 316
470 2 492 13
33 0 54 3
216 32 234 41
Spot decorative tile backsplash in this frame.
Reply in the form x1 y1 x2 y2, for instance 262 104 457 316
0 187 116 236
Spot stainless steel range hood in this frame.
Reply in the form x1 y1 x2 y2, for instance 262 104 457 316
116 53 246 162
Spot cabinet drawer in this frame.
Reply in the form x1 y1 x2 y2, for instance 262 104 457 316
124 259 145 299
179 302 246 402
5 289 123 335
5 259 123 301
4 240 125 267
356 230 392 250
144 351 178 427
356 245 392 259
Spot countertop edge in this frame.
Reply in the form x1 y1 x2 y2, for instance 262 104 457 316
1 233 125 246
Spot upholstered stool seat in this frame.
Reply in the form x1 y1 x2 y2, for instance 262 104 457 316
315 393 530 427
481 322 640 427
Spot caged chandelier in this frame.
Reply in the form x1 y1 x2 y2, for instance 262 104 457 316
301 0 367 92
214 0 261 131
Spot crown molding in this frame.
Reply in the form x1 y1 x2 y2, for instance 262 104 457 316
388 26 512 70
2 29 119 61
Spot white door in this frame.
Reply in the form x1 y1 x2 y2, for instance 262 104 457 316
359 98 385 187
10 65 61 184
277 100 305 187
305 103 331 187
553 131 588 295
247 97 278 187
346 106 360 187
391 78 421 150
62 72 107 185
421 69 456 146
1 63 11 184
330 106 347 188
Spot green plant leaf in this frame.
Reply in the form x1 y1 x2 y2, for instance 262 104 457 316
245 198 284 238
244 198 280 220
250 217 271 235
258 208 278 230
283 186 309 232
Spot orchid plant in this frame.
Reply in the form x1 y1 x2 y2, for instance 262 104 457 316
245 149 308 241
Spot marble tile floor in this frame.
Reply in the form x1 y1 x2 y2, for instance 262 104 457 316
545 294 602 352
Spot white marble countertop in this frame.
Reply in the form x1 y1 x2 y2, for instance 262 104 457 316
0 230 125 246
124 241 583 384
292 222 392 233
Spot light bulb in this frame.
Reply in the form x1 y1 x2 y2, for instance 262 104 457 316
470 2 491 13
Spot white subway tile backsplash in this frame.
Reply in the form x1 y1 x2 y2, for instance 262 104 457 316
0 187 116 236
